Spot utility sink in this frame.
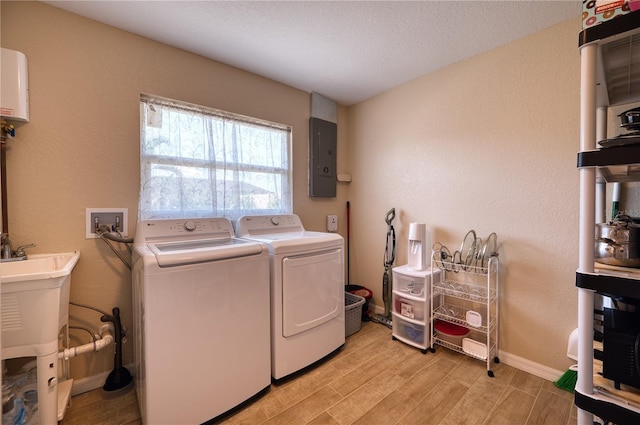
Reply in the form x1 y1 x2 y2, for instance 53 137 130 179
1 252 80 283
1 251 80 358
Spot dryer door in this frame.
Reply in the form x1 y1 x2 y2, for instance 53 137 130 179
282 248 343 337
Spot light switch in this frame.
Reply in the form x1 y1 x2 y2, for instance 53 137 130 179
327 214 338 232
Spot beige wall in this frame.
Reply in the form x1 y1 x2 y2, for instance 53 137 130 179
1 1 349 381
2 0 583 382
347 18 581 371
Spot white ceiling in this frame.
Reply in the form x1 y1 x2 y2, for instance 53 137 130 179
44 1 582 106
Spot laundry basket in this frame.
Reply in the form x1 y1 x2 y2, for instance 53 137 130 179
345 284 373 321
345 292 366 337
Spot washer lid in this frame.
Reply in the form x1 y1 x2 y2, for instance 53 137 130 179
149 238 263 267
248 231 342 254
135 218 264 266
235 214 343 254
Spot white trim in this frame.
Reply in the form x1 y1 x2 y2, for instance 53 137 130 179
369 302 566 382
70 363 134 396
496 350 566 382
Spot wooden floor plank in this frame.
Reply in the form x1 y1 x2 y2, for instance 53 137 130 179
57 322 578 425
525 388 572 425
482 386 536 425
398 377 469 425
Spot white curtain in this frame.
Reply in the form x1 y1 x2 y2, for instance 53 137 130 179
139 95 292 222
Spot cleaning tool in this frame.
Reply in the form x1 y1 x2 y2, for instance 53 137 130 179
101 307 133 391
612 182 621 221
554 364 578 393
554 328 578 392
371 208 396 328
345 201 372 320
346 201 354 289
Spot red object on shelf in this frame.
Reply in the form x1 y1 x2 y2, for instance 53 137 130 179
434 320 468 336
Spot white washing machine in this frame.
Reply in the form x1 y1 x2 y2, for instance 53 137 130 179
132 218 270 424
236 214 345 380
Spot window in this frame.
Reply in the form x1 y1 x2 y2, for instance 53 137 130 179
139 95 292 221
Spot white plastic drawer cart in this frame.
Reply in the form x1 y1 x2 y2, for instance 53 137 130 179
391 265 441 354
430 254 499 377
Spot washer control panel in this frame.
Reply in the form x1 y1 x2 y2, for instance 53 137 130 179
139 218 234 240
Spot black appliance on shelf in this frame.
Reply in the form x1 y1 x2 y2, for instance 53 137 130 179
603 306 640 390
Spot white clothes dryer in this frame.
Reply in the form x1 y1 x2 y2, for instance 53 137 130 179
132 218 270 424
236 214 345 380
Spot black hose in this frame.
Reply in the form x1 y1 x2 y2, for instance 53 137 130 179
98 225 133 243
98 228 134 244
70 301 110 317
100 235 132 269
68 326 97 344
96 225 133 269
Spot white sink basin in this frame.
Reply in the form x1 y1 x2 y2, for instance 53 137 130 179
1 252 80 285
1 251 80 358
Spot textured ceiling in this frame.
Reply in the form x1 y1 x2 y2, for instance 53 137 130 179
44 1 582 106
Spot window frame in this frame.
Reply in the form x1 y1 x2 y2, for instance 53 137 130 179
139 94 293 221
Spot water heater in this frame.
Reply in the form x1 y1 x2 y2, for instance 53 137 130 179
408 223 430 271
1 48 29 122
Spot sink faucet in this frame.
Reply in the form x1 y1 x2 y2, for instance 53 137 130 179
14 243 36 258
1 233 11 259
1 234 35 261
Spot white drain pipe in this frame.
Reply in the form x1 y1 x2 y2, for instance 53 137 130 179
58 324 114 360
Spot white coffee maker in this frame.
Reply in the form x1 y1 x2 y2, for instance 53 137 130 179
408 223 430 271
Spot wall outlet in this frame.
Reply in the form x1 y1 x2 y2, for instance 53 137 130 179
86 208 128 239
327 214 338 232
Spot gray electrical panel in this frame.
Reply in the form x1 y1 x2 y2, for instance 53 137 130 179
309 117 337 197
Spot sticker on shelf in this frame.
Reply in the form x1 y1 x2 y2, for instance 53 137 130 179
401 302 415 319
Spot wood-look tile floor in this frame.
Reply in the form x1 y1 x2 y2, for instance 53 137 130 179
60 321 577 425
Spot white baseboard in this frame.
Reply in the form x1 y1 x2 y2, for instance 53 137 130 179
70 363 135 396
70 326 566 398
367 303 565 382
496 350 565 382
